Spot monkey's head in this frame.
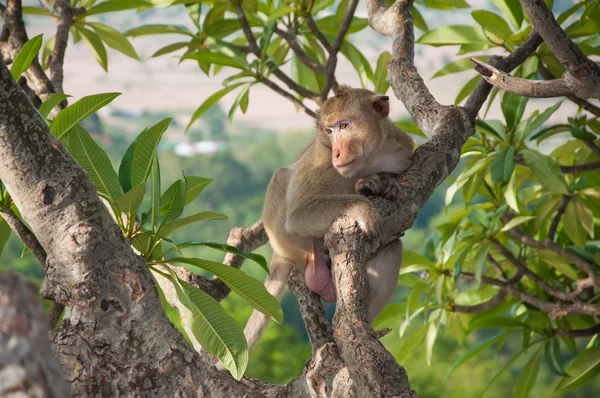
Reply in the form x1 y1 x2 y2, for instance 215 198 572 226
317 85 390 178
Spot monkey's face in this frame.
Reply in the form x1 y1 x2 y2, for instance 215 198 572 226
321 119 376 178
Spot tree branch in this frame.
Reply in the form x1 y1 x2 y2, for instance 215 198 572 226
262 77 318 118
46 0 73 94
472 57 571 97
553 323 600 338
585 141 600 157
306 14 332 53
520 0 600 98
274 26 327 74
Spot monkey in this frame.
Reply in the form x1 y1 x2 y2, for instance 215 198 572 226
243 85 414 352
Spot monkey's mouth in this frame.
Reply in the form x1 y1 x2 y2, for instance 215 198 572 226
334 158 357 169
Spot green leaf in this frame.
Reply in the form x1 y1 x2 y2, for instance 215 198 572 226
491 149 507 184
149 42 188 58
515 348 542 398
228 84 253 124
85 0 151 16
150 155 161 230
521 149 569 195
471 10 513 41
336 37 374 88
425 322 438 367
504 146 515 182
115 184 146 215
169 257 283 324
473 242 490 284
315 15 368 35
130 118 172 188
501 216 535 232
181 51 246 69
523 101 563 140
38 93 70 119
50 92 120 138
446 331 515 377
78 26 108 71
158 179 186 227
23 6 53 16
185 2 202 28
468 208 489 228
492 0 524 30
573 199 594 238
10 34 43 81
183 176 211 205
186 83 244 131
416 25 489 46
166 242 269 274
564 200 588 247
469 316 528 330
556 346 600 392
544 340 569 377
432 56 487 79
0 219 11 257
455 75 480 105
119 137 139 193
87 22 139 60
156 268 247 379
504 172 519 212
125 24 194 37
41 35 55 70
62 125 122 201
538 249 579 280
159 211 228 237
501 91 528 130
259 20 276 55
413 6 429 31
374 51 392 94
267 5 295 21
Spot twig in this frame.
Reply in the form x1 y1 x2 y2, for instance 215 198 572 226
502 213 600 285
472 58 571 98
233 3 320 102
47 0 72 94
262 78 317 118
274 27 326 74
553 323 600 337
306 14 332 53
585 141 600 157
548 195 570 241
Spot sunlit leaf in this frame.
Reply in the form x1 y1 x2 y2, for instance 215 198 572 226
10 34 43 81
50 92 120 138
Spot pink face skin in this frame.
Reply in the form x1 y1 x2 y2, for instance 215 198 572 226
304 242 336 302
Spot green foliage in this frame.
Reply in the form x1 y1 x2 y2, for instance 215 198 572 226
10 34 43 81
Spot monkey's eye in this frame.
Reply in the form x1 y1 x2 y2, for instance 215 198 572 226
339 122 349 130
325 128 333 135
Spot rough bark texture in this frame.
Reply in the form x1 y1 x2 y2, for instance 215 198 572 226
0 273 70 398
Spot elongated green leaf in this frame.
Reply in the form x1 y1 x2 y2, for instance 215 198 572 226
470 316 528 330
38 93 70 119
504 146 515 181
169 257 283 324
267 5 295 21
314 15 368 34
155 267 247 380
125 24 194 37
538 249 579 280
492 0 524 29
85 0 151 16
150 42 188 58
515 348 542 398
181 51 246 69
150 155 160 230
78 26 108 71
544 340 569 377
163 242 268 274
491 149 507 183
159 211 227 237
556 346 600 392
573 199 594 238
432 56 486 79
417 25 489 46
185 2 202 28
501 216 535 232
501 91 528 130
446 331 515 377
425 322 438 367
455 75 480 105
413 6 428 31
87 22 139 60
523 100 563 139
471 10 513 41
564 200 588 247
119 137 139 193
338 39 374 88
10 34 43 81
115 184 146 215
0 219 11 257
521 149 569 195
187 83 244 131
23 6 53 16
130 118 172 188
159 179 186 227
62 125 122 201
50 92 120 138
374 51 392 94
474 242 490 284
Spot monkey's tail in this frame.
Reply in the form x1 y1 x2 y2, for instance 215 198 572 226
244 253 293 352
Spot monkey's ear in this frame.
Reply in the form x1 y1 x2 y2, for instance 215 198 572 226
336 85 352 96
372 96 390 118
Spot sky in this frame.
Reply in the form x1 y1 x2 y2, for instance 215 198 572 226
25 0 584 135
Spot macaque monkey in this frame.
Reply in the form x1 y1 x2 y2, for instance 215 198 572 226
244 86 414 351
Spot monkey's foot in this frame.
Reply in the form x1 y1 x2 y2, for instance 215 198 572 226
356 173 402 200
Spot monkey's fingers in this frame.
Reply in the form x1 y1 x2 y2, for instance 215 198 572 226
355 175 383 196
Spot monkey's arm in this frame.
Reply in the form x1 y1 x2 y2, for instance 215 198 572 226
286 194 382 238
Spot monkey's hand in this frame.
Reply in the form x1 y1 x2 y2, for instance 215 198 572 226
355 173 402 201
344 201 382 237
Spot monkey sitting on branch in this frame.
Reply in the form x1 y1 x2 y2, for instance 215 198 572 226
244 85 414 351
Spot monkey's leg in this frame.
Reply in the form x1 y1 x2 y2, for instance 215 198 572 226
243 253 293 352
366 239 403 322
305 239 336 302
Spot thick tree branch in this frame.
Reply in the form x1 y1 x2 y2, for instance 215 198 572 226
520 0 600 98
472 57 571 97
465 31 543 119
0 273 70 397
